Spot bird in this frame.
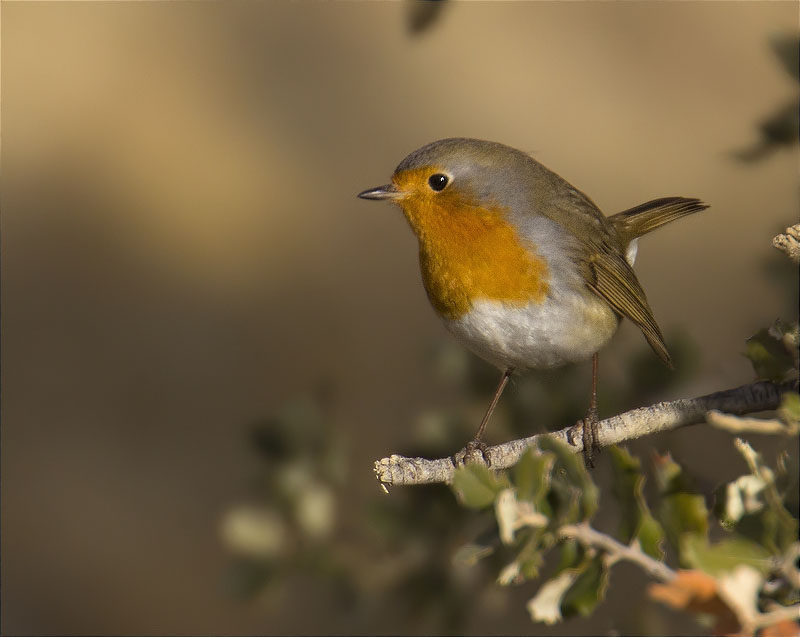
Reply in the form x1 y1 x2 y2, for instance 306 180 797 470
358 138 707 465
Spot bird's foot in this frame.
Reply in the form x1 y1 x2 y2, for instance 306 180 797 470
452 438 491 467
569 407 600 469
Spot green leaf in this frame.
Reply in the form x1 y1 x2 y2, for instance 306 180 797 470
608 446 665 559
744 326 797 382
777 392 800 428
638 510 666 560
660 493 709 560
513 449 554 506
681 533 772 576
539 437 599 521
731 439 799 554
555 538 585 574
653 452 694 494
560 556 609 618
608 446 641 543
775 450 799 510
451 463 509 509
517 529 547 579
654 453 708 562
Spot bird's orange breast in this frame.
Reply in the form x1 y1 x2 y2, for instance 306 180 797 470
394 170 550 320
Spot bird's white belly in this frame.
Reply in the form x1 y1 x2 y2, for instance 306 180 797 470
444 290 619 371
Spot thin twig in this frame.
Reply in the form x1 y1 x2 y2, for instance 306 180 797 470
375 380 796 487
558 522 676 582
750 604 800 630
706 410 798 435
560 523 800 634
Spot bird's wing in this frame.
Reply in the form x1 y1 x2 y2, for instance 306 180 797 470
521 176 673 367
584 247 672 367
540 191 672 367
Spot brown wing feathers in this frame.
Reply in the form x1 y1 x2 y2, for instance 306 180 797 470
583 196 707 367
587 250 673 367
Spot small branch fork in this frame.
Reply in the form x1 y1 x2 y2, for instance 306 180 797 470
558 522 676 582
375 380 797 487
559 522 800 635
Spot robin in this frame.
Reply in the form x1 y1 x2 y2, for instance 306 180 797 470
358 138 707 465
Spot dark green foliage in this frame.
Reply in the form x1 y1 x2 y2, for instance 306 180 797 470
609 446 665 559
745 322 799 383
451 462 510 509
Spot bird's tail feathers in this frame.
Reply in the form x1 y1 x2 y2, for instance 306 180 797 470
610 197 708 243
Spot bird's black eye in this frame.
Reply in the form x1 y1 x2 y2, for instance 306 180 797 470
428 173 449 191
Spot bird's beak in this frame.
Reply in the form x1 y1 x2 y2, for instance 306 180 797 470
357 184 403 201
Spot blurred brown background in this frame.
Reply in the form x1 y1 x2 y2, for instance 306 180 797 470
2 2 798 635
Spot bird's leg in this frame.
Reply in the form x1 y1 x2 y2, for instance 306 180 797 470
458 367 514 466
580 353 601 468
474 367 513 441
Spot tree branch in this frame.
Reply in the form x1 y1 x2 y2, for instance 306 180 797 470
773 223 800 263
706 410 799 435
558 522 676 582
374 380 797 487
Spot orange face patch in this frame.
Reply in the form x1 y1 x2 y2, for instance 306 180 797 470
392 168 550 320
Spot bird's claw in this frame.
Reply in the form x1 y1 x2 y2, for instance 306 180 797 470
570 408 600 469
452 439 491 467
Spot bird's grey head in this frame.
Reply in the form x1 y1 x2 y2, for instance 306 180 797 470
392 138 538 207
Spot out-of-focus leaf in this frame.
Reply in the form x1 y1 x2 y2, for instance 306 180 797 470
453 543 494 567
745 327 797 382
560 556 610 619
760 619 800 637
224 558 276 600
638 511 667 560
497 560 522 586
547 479 582 526
775 450 800 518
250 419 291 461
556 538 585 573
609 446 640 542
731 509 797 557
648 570 741 636
759 100 800 148
771 35 800 82
609 446 665 559
513 448 554 506
734 36 799 162
407 0 448 35
660 493 709 561
653 451 694 494
451 463 509 509
496 489 519 544
527 571 576 625
717 566 765 629
732 439 799 554
295 482 335 540
495 488 549 550
539 437 599 521
527 540 595 624
778 392 800 428
221 505 287 558
681 533 772 576
654 453 708 562
714 475 767 528
517 530 547 580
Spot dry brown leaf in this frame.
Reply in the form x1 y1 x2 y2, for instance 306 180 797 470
648 570 741 636
761 619 800 637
